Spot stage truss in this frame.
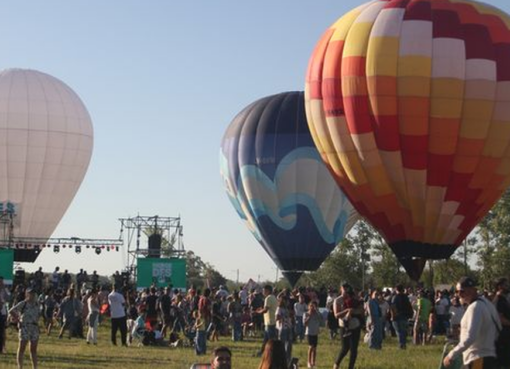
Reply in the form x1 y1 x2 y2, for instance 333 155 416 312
119 215 185 279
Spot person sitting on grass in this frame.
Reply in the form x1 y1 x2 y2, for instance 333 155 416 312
131 310 147 345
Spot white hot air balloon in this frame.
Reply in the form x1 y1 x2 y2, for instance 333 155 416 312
0 69 93 243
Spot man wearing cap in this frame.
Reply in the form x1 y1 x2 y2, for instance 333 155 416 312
443 277 502 369
9 288 40 369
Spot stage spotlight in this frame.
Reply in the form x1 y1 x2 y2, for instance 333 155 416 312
54 245 60 253
75 245 81 254
106 246 110 252
115 246 119 252
86 245 90 249
62 244 66 249
95 247 101 255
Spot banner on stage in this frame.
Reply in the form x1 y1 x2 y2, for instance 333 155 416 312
137 257 186 290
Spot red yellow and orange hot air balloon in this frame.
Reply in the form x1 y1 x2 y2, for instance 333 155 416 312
305 0 510 279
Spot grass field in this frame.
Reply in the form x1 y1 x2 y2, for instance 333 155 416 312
1 321 447 369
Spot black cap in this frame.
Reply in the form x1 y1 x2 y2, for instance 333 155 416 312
458 276 477 289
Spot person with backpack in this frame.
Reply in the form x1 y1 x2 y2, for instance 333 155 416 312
443 277 502 369
8 288 40 369
390 284 413 350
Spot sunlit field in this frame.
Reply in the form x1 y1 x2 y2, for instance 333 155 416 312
1 320 447 369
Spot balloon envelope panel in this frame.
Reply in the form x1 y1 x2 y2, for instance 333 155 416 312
305 0 510 270
220 91 357 273
0 69 93 239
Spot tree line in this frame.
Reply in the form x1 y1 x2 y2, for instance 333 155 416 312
301 189 510 291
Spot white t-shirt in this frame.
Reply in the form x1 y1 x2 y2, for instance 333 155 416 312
447 297 501 365
239 289 248 305
294 302 307 318
449 305 465 326
108 291 126 319
435 297 449 315
379 300 390 319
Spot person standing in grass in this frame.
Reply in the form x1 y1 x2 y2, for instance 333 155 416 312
57 289 80 339
108 285 128 346
228 292 243 342
86 290 100 345
304 300 323 369
366 289 382 350
390 284 413 350
194 310 207 355
8 288 40 369
294 294 307 343
443 277 501 369
275 296 293 365
0 276 11 355
413 290 432 345
492 277 510 368
333 283 363 369
257 285 278 356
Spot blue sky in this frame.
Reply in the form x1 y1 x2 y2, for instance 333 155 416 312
3 1 509 283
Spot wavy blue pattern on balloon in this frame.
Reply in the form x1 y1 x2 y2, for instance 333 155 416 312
221 147 352 246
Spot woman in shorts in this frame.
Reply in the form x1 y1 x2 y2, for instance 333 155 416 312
9 288 41 369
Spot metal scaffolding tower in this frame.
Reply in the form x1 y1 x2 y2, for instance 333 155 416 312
119 215 185 279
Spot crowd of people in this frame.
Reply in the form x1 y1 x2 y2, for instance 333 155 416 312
0 267 508 369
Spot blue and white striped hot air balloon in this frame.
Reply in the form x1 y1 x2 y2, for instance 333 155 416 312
220 91 358 286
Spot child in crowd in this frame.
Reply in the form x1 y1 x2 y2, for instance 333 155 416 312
304 301 323 369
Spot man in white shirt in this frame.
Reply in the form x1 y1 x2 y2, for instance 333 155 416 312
108 286 127 346
52 267 60 290
239 287 248 307
256 285 277 356
435 290 450 335
444 277 502 369
294 294 307 342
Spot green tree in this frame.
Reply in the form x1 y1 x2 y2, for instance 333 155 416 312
306 238 364 290
428 258 469 286
185 251 205 288
473 189 510 288
203 264 227 288
370 239 408 288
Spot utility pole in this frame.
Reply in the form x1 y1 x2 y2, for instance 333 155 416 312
463 239 468 275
